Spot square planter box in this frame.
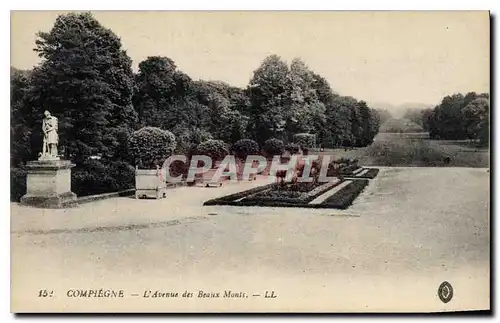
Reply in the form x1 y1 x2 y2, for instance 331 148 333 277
200 168 224 187
135 168 167 199
199 161 232 187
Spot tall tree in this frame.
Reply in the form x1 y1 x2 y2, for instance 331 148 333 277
311 72 337 105
288 58 325 141
247 55 291 144
461 97 489 141
421 108 435 132
357 100 374 146
432 94 466 139
425 92 489 145
133 56 192 128
11 68 33 166
29 12 138 163
369 108 382 141
189 80 248 144
324 96 356 148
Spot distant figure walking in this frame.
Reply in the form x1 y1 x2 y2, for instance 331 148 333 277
443 156 451 166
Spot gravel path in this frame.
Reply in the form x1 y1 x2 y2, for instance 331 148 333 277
11 167 489 312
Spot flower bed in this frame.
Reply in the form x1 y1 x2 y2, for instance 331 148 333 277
202 178 369 209
337 164 362 176
321 179 369 209
203 183 276 205
353 168 379 179
202 164 377 209
243 179 342 205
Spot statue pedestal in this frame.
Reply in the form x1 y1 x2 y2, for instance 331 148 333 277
20 160 77 208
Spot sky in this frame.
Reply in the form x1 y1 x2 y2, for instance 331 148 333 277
10 11 490 107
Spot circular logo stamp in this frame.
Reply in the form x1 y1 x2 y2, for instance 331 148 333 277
438 281 453 303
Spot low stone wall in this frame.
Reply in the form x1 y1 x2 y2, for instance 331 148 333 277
78 182 187 205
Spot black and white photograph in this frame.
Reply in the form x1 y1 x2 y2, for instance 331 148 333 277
9 10 490 313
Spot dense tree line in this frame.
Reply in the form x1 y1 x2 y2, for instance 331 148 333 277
11 12 382 169
418 92 489 145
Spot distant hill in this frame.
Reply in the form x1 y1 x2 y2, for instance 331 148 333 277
370 102 398 115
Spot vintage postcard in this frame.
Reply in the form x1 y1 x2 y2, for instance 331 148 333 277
10 11 490 313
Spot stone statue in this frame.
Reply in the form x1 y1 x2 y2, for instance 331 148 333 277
40 110 59 160
21 110 77 207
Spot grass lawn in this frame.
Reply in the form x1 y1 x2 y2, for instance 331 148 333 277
311 132 489 168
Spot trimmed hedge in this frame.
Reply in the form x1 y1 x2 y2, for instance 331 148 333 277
353 168 379 179
169 159 189 179
71 160 135 197
335 157 359 165
196 139 229 163
232 139 260 160
10 160 136 201
284 143 301 155
203 183 276 205
11 168 27 202
322 179 369 209
71 170 120 197
103 160 136 190
293 133 316 149
128 127 176 169
203 179 370 209
244 180 342 205
325 158 361 177
339 164 362 176
174 127 213 155
263 138 284 157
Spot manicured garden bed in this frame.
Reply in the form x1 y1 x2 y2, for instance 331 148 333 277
352 168 379 179
243 179 343 205
203 183 276 205
202 161 378 209
203 177 371 210
320 179 369 209
338 164 362 176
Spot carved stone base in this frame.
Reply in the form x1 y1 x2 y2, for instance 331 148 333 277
38 155 60 161
20 160 77 208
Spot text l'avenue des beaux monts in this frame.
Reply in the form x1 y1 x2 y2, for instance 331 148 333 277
143 290 248 298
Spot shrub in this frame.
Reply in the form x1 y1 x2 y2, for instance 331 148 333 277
196 139 229 163
169 159 189 179
11 168 27 202
293 133 316 149
71 169 120 197
284 143 301 155
71 160 135 197
263 138 284 157
107 161 135 190
173 126 213 154
335 157 358 165
203 183 276 205
128 127 176 169
324 158 360 177
322 179 369 209
78 159 108 175
355 168 379 179
231 139 260 160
